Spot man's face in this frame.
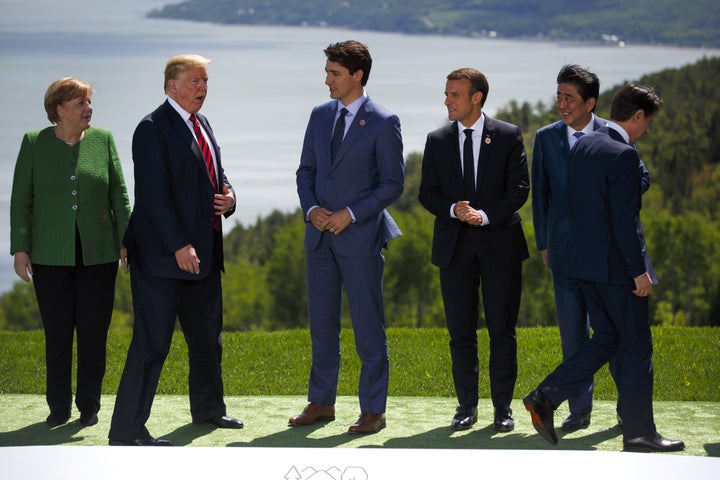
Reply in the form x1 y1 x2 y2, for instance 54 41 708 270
445 78 482 127
325 60 363 105
556 82 595 131
628 111 655 144
168 66 208 114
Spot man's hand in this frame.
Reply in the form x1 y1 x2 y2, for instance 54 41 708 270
214 184 235 216
325 208 352 235
454 200 483 225
633 272 653 297
309 207 334 232
175 244 201 274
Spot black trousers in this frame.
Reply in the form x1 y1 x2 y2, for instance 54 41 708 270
33 255 118 417
109 238 226 442
440 227 521 409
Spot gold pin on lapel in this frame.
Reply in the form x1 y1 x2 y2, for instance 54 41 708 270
484 135 491 144
359 119 366 126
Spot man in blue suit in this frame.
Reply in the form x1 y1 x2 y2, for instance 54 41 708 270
419 68 529 433
524 83 684 452
291 40 404 434
109 54 242 446
532 65 652 432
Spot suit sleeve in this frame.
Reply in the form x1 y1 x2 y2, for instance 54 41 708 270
482 124 529 227
131 119 190 254
418 132 456 222
531 130 548 250
609 149 646 278
296 110 320 217
346 114 404 222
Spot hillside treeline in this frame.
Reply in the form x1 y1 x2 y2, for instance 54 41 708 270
148 0 720 48
2 57 719 331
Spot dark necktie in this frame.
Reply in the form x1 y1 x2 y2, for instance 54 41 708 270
190 114 220 229
463 128 475 198
331 107 348 163
572 131 584 149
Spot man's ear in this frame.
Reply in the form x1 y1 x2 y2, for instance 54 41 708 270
472 90 484 106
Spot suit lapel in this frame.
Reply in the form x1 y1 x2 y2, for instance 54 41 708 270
476 117 499 187
163 102 217 189
330 97 369 169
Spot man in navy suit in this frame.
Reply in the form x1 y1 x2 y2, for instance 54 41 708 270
291 40 404 434
523 84 684 452
109 54 242 446
419 68 529 433
532 65 652 432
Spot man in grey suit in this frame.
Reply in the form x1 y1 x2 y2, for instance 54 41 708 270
291 40 404 434
524 83 684 453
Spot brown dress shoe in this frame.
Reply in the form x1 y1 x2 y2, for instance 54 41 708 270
288 403 335 426
348 413 386 434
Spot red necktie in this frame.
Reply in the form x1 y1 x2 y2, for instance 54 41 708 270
190 114 220 229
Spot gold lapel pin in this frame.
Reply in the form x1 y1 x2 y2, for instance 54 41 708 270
484 135 492 144
359 119 366 126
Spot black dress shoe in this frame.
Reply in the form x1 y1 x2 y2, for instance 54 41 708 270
79 412 98 427
46 412 70 428
623 432 685 452
523 389 557 445
109 436 174 446
193 414 244 429
493 406 514 432
451 405 477 431
561 412 591 432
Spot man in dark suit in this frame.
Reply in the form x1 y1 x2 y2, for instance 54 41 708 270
419 68 529 433
291 40 404 434
109 54 243 446
531 65 651 432
523 83 684 452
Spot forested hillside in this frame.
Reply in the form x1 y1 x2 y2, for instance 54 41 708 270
1 58 719 331
148 0 720 48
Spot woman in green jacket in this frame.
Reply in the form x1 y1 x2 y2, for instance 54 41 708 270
10 77 131 428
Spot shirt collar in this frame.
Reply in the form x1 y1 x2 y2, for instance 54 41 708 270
606 120 631 143
457 113 485 136
337 90 367 119
167 96 193 123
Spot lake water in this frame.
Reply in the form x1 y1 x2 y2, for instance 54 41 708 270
1 0 718 293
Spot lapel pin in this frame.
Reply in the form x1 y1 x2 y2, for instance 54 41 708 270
484 135 491 144
359 119 366 126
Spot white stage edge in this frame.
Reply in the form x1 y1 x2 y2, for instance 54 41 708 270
1 446 718 480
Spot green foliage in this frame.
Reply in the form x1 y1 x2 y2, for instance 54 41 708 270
0 282 41 330
1 327 717 402
147 0 719 48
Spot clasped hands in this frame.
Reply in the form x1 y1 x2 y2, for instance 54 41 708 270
454 200 483 226
309 207 351 235
214 184 234 217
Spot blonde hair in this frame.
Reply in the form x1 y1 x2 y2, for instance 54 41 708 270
163 54 212 93
44 77 94 124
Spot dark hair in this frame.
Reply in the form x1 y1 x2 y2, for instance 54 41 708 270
610 83 663 121
324 40 372 86
557 64 600 109
447 68 489 107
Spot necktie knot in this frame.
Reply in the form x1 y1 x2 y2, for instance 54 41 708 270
573 131 585 139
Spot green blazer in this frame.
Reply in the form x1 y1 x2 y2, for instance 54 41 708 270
10 126 131 266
